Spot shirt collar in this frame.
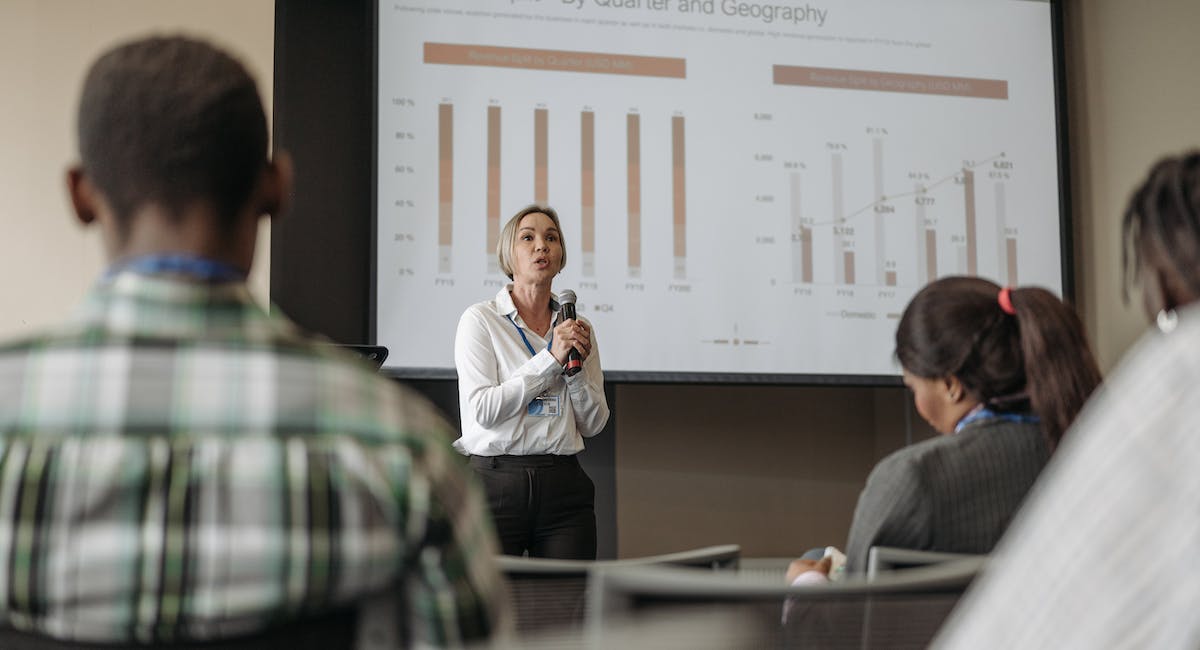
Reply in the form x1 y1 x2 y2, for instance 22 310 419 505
72 270 296 343
495 284 561 318
495 284 518 316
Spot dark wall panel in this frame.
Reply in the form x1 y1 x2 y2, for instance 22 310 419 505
272 0 373 343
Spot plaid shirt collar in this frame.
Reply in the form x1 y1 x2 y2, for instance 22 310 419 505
71 270 299 343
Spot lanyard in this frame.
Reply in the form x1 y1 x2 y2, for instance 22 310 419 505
506 315 552 357
955 406 1040 434
104 254 247 283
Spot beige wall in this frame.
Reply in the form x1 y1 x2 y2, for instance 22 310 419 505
1065 0 1200 369
616 384 931 558
0 0 274 340
2 1 1197 559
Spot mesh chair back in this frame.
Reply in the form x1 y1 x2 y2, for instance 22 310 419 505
587 556 984 649
500 544 740 637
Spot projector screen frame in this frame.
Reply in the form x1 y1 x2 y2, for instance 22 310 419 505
273 0 1074 388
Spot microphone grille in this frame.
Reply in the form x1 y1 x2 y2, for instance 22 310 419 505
558 289 577 305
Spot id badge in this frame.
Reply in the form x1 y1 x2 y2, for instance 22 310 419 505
527 394 561 417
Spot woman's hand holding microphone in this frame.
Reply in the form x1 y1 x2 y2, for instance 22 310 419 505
551 318 591 368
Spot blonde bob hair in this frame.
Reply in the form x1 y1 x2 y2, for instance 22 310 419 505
496 204 567 280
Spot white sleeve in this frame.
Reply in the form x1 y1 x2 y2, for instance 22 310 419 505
564 317 610 437
454 307 561 431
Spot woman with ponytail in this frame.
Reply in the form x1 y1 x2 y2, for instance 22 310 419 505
788 276 1101 582
893 277 1101 451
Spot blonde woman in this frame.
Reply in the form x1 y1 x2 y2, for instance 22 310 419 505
453 204 609 559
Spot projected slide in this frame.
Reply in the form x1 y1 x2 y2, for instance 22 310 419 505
376 0 1064 378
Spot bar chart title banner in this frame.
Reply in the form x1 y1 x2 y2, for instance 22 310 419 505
376 0 1065 379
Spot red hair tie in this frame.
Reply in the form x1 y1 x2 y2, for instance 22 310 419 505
998 287 1016 315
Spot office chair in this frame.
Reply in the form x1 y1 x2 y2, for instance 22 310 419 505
587 555 985 649
500 544 740 637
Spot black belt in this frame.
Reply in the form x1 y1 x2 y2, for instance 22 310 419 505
470 454 577 468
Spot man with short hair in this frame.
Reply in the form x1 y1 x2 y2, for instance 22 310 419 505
0 35 503 646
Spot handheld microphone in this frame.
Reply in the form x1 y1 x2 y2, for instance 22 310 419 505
558 290 583 377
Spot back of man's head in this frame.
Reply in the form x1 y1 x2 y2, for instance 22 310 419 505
77 35 268 236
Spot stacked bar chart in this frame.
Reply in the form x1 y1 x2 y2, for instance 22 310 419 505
782 143 1027 290
534 108 548 203
963 169 978 276
581 111 595 277
831 152 846 284
438 103 452 274
873 137 886 286
672 115 686 279
627 113 642 278
995 181 1019 286
428 100 686 283
486 105 501 274
915 184 938 285
790 173 814 284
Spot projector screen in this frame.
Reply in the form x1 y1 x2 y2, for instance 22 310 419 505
375 0 1068 382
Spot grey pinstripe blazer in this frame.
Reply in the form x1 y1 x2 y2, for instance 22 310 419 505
844 417 1050 573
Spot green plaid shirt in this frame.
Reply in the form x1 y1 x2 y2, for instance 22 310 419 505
0 271 504 646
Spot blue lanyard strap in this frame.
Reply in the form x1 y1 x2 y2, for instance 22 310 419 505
506 315 552 357
104 254 248 283
955 406 1040 434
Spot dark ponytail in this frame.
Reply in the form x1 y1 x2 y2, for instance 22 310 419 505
1007 287 1103 448
896 277 1102 449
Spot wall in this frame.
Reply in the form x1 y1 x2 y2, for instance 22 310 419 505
616 384 927 557
1065 0 1200 370
0 0 274 340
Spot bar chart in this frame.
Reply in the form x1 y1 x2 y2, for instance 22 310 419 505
427 99 686 281
782 127 1024 291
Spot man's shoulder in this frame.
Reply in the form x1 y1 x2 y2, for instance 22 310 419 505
254 341 459 445
0 328 457 448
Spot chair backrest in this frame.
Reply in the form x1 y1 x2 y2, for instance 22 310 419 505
866 546 977 581
498 557 591 637
499 544 741 637
587 556 986 649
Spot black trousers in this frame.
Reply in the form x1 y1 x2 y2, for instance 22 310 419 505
469 454 596 560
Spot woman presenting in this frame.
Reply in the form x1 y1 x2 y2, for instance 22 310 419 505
454 204 610 559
